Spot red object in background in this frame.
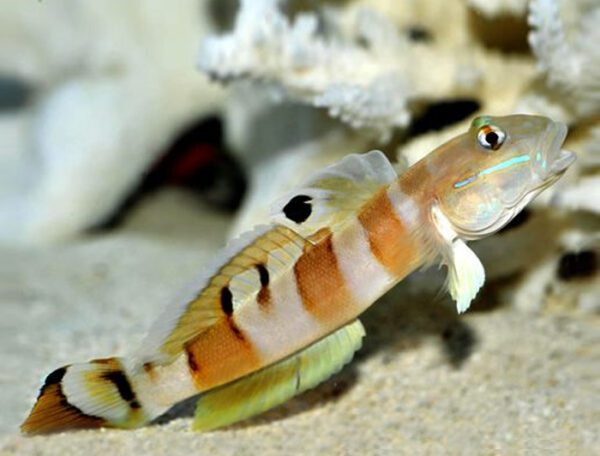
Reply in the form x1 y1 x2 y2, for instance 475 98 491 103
168 143 218 185
95 116 246 231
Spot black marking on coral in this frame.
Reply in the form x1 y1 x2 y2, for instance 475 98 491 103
557 250 597 281
283 195 313 224
221 286 234 315
407 25 433 42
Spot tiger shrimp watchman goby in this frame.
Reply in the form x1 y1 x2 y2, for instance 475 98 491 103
21 115 575 434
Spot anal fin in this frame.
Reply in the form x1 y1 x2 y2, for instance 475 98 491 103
192 319 365 431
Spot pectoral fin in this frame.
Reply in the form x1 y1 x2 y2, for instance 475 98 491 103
431 204 485 314
446 238 485 313
192 319 365 431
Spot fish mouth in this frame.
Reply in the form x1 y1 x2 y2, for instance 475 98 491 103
505 121 573 205
458 121 574 239
549 148 576 175
539 121 574 180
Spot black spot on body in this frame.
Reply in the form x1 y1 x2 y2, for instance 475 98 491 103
101 371 137 403
283 195 312 224
186 349 199 373
228 318 246 342
130 400 142 409
557 250 597 281
256 264 269 287
256 264 272 308
221 286 234 315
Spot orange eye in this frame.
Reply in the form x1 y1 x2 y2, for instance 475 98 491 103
477 125 506 150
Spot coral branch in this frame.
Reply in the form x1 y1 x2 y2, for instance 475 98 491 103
199 0 475 139
528 0 600 116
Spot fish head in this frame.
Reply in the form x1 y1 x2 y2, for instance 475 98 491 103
435 114 575 239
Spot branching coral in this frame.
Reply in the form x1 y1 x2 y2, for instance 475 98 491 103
199 0 480 140
528 0 600 118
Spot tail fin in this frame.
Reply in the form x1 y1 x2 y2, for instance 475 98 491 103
21 357 150 434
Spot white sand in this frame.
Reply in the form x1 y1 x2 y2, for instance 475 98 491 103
0 190 597 455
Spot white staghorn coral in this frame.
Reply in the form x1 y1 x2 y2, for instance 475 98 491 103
528 0 600 117
199 0 479 139
199 0 409 138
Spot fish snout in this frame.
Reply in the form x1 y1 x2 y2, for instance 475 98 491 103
537 121 573 179
550 148 576 175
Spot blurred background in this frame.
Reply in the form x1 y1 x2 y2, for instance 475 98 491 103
0 0 598 454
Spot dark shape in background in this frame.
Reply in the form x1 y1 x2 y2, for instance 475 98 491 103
406 25 433 43
0 75 32 112
96 116 247 231
497 208 531 234
409 99 481 136
557 250 597 281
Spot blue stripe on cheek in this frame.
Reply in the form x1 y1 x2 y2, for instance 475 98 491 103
478 155 530 177
454 175 478 189
453 154 531 190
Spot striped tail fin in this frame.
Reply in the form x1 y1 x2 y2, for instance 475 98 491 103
21 357 155 434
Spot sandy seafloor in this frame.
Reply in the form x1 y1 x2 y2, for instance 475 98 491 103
0 190 597 455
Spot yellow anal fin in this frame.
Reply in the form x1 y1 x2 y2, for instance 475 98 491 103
192 319 365 432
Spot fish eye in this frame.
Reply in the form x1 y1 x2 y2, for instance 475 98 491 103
477 125 506 151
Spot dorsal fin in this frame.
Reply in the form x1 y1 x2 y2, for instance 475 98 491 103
134 225 309 365
270 150 398 237
192 319 365 431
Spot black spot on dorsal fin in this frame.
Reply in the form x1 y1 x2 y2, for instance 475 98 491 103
283 195 312 224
